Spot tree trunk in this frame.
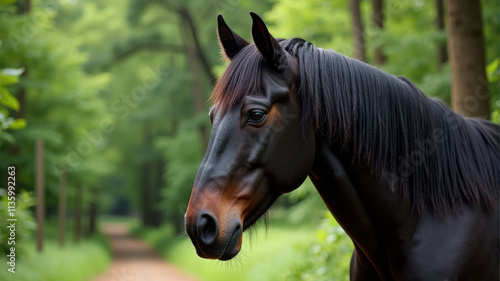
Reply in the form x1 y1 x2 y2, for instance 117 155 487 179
180 11 209 148
17 0 30 14
74 181 83 243
177 6 216 85
372 0 386 65
446 0 490 118
141 122 152 226
435 0 447 68
87 187 97 236
349 0 366 62
35 139 44 252
58 170 67 247
149 159 164 227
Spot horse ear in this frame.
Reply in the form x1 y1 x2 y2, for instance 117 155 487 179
217 14 249 60
250 12 285 71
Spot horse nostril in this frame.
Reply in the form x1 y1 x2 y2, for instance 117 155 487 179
197 213 219 246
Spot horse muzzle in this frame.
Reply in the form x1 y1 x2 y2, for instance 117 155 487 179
185 211 243 260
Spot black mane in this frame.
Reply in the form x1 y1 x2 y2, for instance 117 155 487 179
212 38 500 216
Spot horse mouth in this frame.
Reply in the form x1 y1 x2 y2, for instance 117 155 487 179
219 224 242 260
242 188 280 231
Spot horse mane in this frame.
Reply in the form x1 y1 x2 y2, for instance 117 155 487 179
211 38 500 216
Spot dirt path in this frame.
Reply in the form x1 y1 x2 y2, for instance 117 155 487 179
91 223 198 281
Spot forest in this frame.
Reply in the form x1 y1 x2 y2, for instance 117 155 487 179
0 0 498 280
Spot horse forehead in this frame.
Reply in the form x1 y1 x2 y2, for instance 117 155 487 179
259 71 292 102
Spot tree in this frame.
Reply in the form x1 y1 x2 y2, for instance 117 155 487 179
0 0 113 223
435 0 447 68
349 0 366 62
445 0 490 118
371 0 386 65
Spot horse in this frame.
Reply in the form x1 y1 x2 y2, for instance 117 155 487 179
185 12 499 280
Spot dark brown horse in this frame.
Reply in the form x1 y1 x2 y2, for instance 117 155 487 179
185 13 499 280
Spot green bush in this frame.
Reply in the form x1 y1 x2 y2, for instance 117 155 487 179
0 189 36 257
0 234 111 281
286 213 354 281
0 189 111 281
0 67 27 146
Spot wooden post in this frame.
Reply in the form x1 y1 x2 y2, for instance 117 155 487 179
58 169 67 247
74 181 82 243
35 139 44 252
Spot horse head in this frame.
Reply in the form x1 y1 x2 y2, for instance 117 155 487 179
184 13 315 260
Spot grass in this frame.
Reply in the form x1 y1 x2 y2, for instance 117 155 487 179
0 221 111 281
132 216 318 281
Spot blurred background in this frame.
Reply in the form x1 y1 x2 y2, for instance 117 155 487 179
0 0 498 280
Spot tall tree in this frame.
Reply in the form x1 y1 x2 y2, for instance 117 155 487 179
58 170 67 247
371 0 386 65
349 0 366 62
435 0 447 68
74 181 83 242
446 0 490 118
179 6 209 147
87 186 97 236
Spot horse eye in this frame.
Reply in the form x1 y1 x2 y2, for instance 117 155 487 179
248 110 266 123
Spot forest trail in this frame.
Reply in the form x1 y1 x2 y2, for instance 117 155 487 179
91 223 198 281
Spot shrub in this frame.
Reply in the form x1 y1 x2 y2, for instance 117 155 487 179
286 213 353 281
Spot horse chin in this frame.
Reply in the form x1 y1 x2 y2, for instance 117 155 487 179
219 226 243 260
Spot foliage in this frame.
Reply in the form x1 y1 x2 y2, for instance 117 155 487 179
0 189 36 256
487 58 500 123
286 214 353 281
0 232 111 281
130 222 178 253
285 178 328 225
0 66 26 145
0 0 114 212
156 118 204 217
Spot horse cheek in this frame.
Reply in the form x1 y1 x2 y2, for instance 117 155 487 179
271 121 315 193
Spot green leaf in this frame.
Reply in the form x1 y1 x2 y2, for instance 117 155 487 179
0 131 15 144
486 58 499 83
8 118 26 130
0 73 19 86
0 89 20 111
0 107 9 117
0 116 14 130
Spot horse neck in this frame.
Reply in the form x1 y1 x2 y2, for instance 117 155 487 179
311 53 426 177
313 54 500 215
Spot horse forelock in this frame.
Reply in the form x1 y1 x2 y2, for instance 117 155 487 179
211 44 264 114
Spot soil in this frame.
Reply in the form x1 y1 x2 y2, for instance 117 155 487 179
91 223 198 281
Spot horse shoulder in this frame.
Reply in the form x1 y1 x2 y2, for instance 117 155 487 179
401 205 499 281
309 142 391 279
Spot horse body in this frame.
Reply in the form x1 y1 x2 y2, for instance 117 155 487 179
312 141 499 280
185 13 499 280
